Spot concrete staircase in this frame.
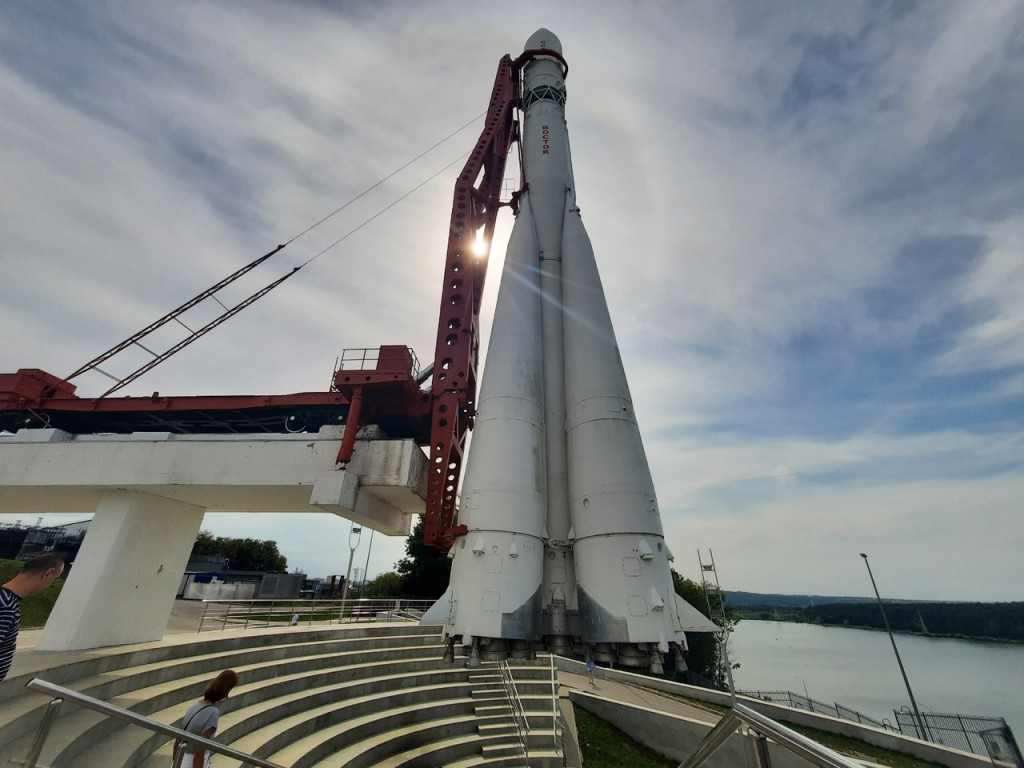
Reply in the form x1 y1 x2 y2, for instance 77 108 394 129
0 623 564 768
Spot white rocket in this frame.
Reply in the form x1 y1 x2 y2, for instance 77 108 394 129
425 29 715 671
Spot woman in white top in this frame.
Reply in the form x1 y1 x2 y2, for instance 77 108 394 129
176 669 238 768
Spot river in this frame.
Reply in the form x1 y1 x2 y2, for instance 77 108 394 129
729 620 1024 740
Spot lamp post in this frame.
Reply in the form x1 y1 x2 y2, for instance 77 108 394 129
340 524 361 621
344 524 362 596
359 529 375 598
860 553 928 741
794 675 810 701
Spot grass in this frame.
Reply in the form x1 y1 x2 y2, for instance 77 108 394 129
573 697 947 768
777 720 948 768
573 704 675 768
0 558 65 628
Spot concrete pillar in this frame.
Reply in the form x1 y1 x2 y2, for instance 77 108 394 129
39 490 205 651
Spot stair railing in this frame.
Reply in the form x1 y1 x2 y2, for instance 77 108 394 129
497 660 530 761
678 701 866 768
22 678 286 768
548 652 563 753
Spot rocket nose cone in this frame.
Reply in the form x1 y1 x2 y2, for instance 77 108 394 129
524 28 562 55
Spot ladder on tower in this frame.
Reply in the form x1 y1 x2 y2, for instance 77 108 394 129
697 549 737 701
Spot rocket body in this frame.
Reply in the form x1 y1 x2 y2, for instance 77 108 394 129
427 29 706 669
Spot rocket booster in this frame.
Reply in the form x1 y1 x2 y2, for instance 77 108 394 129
426 29 712 670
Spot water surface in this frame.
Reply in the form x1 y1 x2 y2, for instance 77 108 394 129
730 620 1024 739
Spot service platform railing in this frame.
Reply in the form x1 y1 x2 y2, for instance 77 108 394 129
679 702 865 768
22 678 284 768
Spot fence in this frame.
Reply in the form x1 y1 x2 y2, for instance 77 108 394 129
739 690 889 730
197 597 434 632
742 689 1023 765
894 710 1023 765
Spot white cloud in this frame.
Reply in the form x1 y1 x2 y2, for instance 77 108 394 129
1 1 1021 601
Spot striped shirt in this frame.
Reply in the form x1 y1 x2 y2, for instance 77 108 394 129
0 586 21 683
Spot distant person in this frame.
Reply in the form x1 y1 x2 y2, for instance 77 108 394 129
174 669 238 768
586 659 596 685
0 554 65 683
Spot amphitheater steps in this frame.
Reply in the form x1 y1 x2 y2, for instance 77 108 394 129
80 658 462 768
1 622 565 768
95 655 457 768
53 642 447 767
0 624 443 768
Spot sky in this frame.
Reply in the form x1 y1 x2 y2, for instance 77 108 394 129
1 1 1022 602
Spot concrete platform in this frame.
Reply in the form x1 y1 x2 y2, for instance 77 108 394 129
0 425 428 651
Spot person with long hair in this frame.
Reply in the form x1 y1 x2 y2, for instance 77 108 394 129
175 669 238 768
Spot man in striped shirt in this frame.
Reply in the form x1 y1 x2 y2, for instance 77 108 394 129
0 554 64 683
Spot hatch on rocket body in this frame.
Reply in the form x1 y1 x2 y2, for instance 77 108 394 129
424 29 712 672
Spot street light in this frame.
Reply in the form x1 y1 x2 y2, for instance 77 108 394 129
344 524 362 597
338 523 362 623
859 553 928 741
359 528 375 598
794 675 810 701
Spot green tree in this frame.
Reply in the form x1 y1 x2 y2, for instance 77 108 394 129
191 531 288 572
395 517 452 599
671 570 740 689
364 571 404 598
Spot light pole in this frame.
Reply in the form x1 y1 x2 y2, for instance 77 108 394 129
860 553 928 741
359 528 375 598
340 524 362 621
794 675 810 701
344 523 362 595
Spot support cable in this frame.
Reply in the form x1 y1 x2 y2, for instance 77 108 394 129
287 112 485 245
66 114 485 395
296 151 470 269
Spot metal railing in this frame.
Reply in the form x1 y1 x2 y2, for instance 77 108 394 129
498 660 530 761
739 689 890 730
743 688 1023 765
23 678 285 768
678 702 866 768
894 709 1023 765
197 597 434 632
548 652 563 753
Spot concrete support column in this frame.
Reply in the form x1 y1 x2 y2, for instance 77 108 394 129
39 490 206 651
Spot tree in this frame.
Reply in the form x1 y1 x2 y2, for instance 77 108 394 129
672 569 740 689
364 571 404 598
191 531 288 572
395 517 452 599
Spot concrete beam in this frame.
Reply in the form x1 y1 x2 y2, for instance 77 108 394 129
0 426 426 536
0 425 429 649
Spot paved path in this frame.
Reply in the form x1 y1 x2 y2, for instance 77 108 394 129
557 668 721 725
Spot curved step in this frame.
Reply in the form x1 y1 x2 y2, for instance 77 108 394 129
2 627 443 768
64 650 452 768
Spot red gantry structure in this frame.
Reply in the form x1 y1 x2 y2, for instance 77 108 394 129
0 49 541 552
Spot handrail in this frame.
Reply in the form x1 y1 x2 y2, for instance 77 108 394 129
678 702 865 768
497 660 530 760
24 678 286 768
548 652 562 752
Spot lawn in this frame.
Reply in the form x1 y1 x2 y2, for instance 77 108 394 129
573 704 675 768
0 558 65 628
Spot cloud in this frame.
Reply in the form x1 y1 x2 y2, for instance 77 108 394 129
1 1 1022 601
